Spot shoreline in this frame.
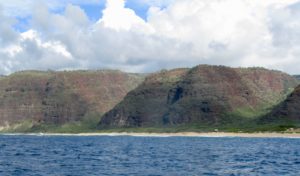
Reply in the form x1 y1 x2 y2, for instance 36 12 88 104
1 132 300 138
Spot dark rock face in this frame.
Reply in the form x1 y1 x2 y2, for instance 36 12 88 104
262 85 300 122
0 70 144 126
100 68 188 127
99 65 299 128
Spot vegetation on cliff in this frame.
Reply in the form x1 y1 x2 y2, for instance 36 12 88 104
0 70 145 132
99 65 299 132
0 65 299 133
259 85 300 129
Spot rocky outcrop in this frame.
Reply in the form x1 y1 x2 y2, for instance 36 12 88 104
262 85 300 123
0 70 144 126
99 65 299 128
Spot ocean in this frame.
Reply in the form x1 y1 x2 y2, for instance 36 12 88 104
0 135 299 176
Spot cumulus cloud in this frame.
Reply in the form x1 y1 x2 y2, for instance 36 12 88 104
99 0 153 33
0 0 300 74
0 7 18 46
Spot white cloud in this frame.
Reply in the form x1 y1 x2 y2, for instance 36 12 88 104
0 0 300 75
0 29 75 74
0 7 18 46
21 30 72 59
98 0 154 33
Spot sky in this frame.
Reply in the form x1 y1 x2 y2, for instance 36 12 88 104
0 0 300 75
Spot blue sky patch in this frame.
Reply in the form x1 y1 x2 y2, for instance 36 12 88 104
125 1 149 20
79 3 106 22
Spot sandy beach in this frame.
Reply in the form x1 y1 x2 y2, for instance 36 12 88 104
2 132 300 138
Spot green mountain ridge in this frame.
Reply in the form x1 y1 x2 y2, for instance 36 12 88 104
99 65 299 132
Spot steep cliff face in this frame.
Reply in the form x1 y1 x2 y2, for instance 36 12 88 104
262 85 300 123
100 68 189 127
99 65 299 128
0 70 144 127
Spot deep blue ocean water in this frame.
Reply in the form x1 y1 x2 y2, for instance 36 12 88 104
0 135 299 176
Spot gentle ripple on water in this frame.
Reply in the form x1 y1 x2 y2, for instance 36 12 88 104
0 135 299 176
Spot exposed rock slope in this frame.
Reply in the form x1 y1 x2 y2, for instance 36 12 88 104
99 65 299 128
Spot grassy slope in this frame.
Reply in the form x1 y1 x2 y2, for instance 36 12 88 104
1 115 299 133
0 112 101 133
